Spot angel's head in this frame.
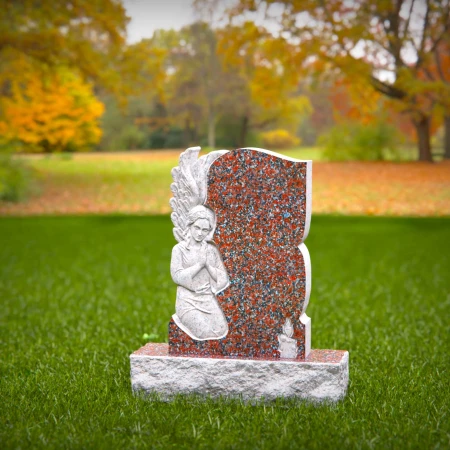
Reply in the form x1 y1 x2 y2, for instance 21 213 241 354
187 205 215 243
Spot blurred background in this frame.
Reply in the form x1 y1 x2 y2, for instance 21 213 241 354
0 0 449 215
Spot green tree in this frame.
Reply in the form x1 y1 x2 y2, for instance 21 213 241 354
156 24 222 148
127 21 310 149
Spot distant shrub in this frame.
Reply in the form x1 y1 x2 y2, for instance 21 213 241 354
319 122 400 161
261 129 300 149
164 127 184 149
116 126 147 150
0 155 36 202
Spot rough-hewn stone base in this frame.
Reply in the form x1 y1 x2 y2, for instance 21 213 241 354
130 344 349 402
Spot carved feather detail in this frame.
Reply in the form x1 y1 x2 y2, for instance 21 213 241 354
170 146 228 243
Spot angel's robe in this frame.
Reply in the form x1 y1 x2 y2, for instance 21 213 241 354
170 240 228 340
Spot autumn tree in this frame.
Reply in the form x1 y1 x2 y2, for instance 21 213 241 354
326 73 416 141
0 0 135 154
437 39 450 159
123 25 219 149
0 0 128 93
421 38 450 159
230 0 450 161
0 61 104 152
121 29 201 148
130 22 310 149
296 80 335 145
217 21 311 147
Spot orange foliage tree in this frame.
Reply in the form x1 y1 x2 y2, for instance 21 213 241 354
0 64 104 152
328 76 417 141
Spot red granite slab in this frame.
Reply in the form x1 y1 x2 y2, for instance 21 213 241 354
169 149 311 359
134 343 347 364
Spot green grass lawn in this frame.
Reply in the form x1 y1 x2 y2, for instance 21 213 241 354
1 215 449 449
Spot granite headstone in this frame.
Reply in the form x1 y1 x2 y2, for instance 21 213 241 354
130 147 349 402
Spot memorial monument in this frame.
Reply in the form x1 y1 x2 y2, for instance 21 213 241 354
130 147 349 402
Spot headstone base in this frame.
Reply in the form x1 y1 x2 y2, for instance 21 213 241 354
130 344 349 403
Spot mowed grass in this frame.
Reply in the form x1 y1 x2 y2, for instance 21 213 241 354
1 215 449 449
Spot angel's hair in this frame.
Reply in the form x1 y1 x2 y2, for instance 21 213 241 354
187 205 215 229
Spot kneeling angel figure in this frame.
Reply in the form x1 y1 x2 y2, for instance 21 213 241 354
169 148 229 340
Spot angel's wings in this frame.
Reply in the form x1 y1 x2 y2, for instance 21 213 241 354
170 147 228 242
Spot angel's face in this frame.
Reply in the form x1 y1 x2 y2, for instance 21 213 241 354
190 218 210 242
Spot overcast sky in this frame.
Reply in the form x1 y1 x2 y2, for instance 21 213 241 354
123 0 197 43
123 0 267 43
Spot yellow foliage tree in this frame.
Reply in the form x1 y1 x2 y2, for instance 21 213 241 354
218 22 311 146
0 0 128 96
0 65 104 152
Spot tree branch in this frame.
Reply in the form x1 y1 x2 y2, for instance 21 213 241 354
370 75 406 99
401 0 416 40
416 0 430 69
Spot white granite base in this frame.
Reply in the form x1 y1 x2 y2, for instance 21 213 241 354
130 344 349 403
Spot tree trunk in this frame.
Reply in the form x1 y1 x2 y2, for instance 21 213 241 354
41 139 52 153
444 115 450 160
191 126 198 146
183 118 190 147
183 119 197 147
238 116 249 148
413 116 433 162
207 107 215 149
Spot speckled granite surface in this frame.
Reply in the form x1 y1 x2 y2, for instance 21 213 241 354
169 148 312 359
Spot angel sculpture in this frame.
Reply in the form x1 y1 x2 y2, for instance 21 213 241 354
170 147 229 340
